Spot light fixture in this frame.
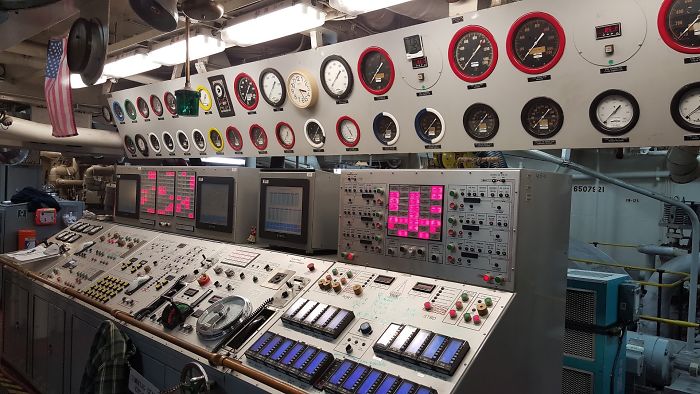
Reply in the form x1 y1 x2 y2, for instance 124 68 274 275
70 73 107 89
221 2 326 47
201 157 246 166
102 51 161 79
147 32 225 66
329 0 411 16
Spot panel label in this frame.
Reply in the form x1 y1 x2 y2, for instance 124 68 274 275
336 99 349 105
527 75 551 83
600 66 627 74
382 147 397 151
425 144 441 150
474 143 494 148
684 56 700 64
467 83 487 90
374 96 389 101
685 135 700 141
416 91 433 97
602 137 629 143
533 140 556 146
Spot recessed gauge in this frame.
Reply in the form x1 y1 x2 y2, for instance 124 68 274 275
415 108 445 144
463 103 500 141
304 119 326 149
659 0 700 53
209 128 225 152
259 68 286 107
124 135 136 155
162 132 175 153
589 89 640 136
373 112 400 146
150 95 164 117
197 86 213 112
148 133 161 153
134 134 149 156
196 295 251 340
358 47 395 95
164 92 177 115
449 25 498 83
250 124 268 150
177 130 190 152
671 82 700 132
507 12 566 74
321 55 354 100
336 116 361 147
521 97 564 139
192 129 207 152
137 97 150 118
125 100 137 120
234 73 259 110
275 122 296 150
287 70 318 109
113 102 125 122
226 126 243 151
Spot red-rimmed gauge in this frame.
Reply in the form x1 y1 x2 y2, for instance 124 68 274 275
358 46 395 95
449 25 498 83
234 72 259 110
150 94 164 117
164 91 177 115
506 12 566 75
658 0 700 54
249 124 268 150
336 116 361 147
275 122 295 150
136 97 150 118
226 126 243 151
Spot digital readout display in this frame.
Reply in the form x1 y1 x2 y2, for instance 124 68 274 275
387 184 443 241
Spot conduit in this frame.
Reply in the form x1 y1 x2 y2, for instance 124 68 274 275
1 118 123 149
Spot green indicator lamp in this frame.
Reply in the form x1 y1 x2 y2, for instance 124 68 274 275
176 17 200 117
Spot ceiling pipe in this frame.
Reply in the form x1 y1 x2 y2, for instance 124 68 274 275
0 118 122 149
0 52 46 69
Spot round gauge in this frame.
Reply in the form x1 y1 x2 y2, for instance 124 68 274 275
589 90 640 136
196 295 251 339
358 47 395 95
275 122 296 150
507 12 566 74
226 126 243 151
304 119 326 149
134 134 149 156
137 97 150 118
336 116 361 147
449 25 499 83
234 73 259 110
150 95 164 117
249 124 268 151
287 70 318 109
125 100 137 120
463 103 500 141
373 112 400 146
177 130 190 152
208 128 225 152
113 102 125 122
521 97 564 139
197 86 213 112
671 82 700 132
259 68 286 107
148 133 161 153
162 132 175 153
164 92 177 115
321 55 354 100
415 108 446 144
658 0 700 53
192 129 207 152
124 135 136 155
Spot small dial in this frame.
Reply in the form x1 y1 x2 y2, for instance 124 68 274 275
589 90 640 136
415 108 445 144
287 70 318 109
162 132 175 152
336 116 361 147
234 73 259 110
113 102 125 122
321 55 354 100
304 119 326 149
164 92 177 115
137 97 150 118
197 86 213 112
275 122 295 150
373 112 400 146
135 134 149 156
449 26 498 83
177 130 190 151
250 124 268 151
209 128 225 152
659 0 700 53
148 133 161 153
463 103 500 141
259 68 286 107
507 12 565 74
125 100 137 120
671 82 700 132
226 126 243 151
192 129 207 151
150 95 164 117
124 135 136 155
521 97 564 139
358 47 395 95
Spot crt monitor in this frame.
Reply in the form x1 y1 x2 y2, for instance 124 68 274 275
196 176 234 233
115 174 140 219
258 178 309 245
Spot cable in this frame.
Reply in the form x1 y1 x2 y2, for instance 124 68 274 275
610 327 626 394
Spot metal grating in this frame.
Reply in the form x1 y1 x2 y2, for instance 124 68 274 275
564 328 595 359
564 289 596 360
562 367 594 394
660 202 700 229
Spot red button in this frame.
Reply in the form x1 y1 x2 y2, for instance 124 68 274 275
455 301 463 310
424 302 432 311
449 309 457 319
473 315 482 325
198 274 210 286
483 274 491 282
307 263 315 271
346 252 355 261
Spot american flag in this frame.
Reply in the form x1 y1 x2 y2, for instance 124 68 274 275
44 37 78 137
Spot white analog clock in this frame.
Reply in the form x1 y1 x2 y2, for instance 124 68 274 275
287 70 318 109
260 68 286 107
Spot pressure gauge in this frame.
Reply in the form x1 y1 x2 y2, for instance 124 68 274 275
287 70 318 109
259 68 286 107
659 0 700 53
197 86 213 112
358 47 395 95
192 129 207 152
135 134 149 156
164 92 177 115
321 55 354 100
373 112 400 146
196 295 251 340
234 73 259 110
304 119 326 149
449 25 498 83
162 132 175 153
150 95 164 117
208 128 225 152
415 108 445 144
148 133 161 153
336 116 361 147
463 103 500 141
589 90 640 136
137 97 150 118
275 122 296 150
226 126 243 151
177 130 190 152
521 97 564 139
124 135 136 155
671 82 700 132
113 102 125 122
125 100 137 120
250 124 268 150
507 12 565 74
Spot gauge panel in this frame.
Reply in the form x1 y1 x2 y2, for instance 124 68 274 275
150 95 164 117
463 103 500 142
521 97 564 139
658 0 700 54
259 68 286 107
507 12 566 74
336 116 361 147
164 92 177 115
449 25 498 83
304 119 326 149
275 122 296 150
589 90 640 136
358 47 395 95
373 112 400 146
208 128 225 152
321 55 354 100
226 126 244 151
177 130 190 152
234 73 259 111
250 124 268 151
137 97 150 119
415 108 445 144
671 82 700 132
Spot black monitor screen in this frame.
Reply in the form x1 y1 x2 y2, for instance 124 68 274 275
264 186 304 235
115 174 139 218
196 177 234 233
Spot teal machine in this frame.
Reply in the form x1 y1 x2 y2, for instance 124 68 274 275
563 269 640 394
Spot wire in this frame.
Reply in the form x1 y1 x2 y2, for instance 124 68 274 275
610 327 626 394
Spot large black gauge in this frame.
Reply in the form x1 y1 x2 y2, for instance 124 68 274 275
259 68 286 107
373 112 400 146
177 130 190 152
226 126 243 151
414 108 445 144
659 0 700 53
162 132 175 153
234 73 259 111
250 124 268 151
449 25 498 83
150 95 164 117
358 47 395 95
671 82 700 132
320 55 354 100
589 90 640 136
134 134 149 156
192 129 207 152
463 103 500 141
148 133 161 153
124 135 136 155
507 12 565 74
304 119 326 149
520 97 564 139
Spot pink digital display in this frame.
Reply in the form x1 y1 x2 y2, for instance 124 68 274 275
387 184 444 241
175 171 196 220
140 170 157 214
155 171 175 216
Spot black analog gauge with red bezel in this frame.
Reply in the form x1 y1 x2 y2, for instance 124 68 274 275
250 124 268 151
336 116 360 147
234 72 259 110
150 95 164 117
164 92 177 115
321 55 354 100
226 126 243 151
358 47 395 95
124 135 137 155
507 12 566 74
449 25 498 83
521 97 564 139
137 97 149 118
275 122 296 150
658 0 700 53
259 68 286 107
463 103 500 142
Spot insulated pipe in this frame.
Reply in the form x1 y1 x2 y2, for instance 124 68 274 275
1 118 123 149
55 179 84 187
638 245 686 258
667 146 700 184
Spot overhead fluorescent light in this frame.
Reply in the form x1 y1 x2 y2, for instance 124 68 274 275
103 51 161 79
201 157 246 166
329 0 411 15
221 3 326 47
147 33 226 66
70 74 107 89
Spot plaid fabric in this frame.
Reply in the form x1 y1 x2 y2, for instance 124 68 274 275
80 321 136 394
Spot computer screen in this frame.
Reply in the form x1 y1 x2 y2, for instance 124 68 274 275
115 174 140 218
387 184 444 241
196 177 234 232
263 186 304 235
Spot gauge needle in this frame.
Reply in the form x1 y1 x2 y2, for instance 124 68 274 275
532 109 551 128
462 44 482 70
679 15 700 37
270 81 277 94
474 114 489 132
371 62 384 81
343 125 353 137
524 32 545 60
686 104 700 119
246 84 251 97
603 105 621 124
427 118 438 131
331 71 341 87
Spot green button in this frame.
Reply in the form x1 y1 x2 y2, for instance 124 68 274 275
464 313 472 322
485 297 493 307
332 268 339 275
447 244 455 251
449 190 457 197
461 292 469 302
346 271 353 278
340 252 347 258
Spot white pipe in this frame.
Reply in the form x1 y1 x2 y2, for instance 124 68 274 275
1 118 122 149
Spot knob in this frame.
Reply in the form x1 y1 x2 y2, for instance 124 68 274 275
359 322 373 335
346 252 355 261
346 271 353 278
449 309 457 319
197 274 210 286
225 269 235 277
448 217 456 225
307 263 315 271
286 281 293 288
332 268 339 276
484 297 493 307
424 302 432 311
214 281 221 288
214 266 223 274
239 272 245 280
463 313 472 323
473 315 482 325
340 277 347 285
281 291 289 298
455 300 463 310
332 281 342 293
447 243 456 251
345 344 353 354
477 302 488 316
264 264 271 271
353 284 362 295
253 276 258 283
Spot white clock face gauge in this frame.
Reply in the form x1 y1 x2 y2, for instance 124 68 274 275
261 71 283 105
679 87 700 127
289 72 315 108
199 89 212 108
276 123 295 148
595 94 635 130
338 118 359 145
323 59 350 96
